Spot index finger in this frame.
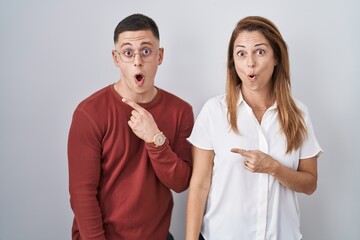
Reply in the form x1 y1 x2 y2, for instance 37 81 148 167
230 148 248 156
122 98 143 111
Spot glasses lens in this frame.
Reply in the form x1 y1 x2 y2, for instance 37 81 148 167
117 49 159 63
119 51 133 63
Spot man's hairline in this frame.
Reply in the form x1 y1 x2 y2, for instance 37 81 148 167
114 29 160 45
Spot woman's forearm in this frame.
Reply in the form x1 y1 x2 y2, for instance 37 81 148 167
186 146 214 240
271 157 318 195
186 183 209 240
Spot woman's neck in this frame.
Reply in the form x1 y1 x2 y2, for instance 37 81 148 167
242 88 274 110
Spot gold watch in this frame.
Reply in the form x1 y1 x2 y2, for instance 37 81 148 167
151 132 166 147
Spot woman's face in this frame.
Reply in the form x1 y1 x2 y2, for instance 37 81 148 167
233 30 277 93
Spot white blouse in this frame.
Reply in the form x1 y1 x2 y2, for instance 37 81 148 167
188 92 322 240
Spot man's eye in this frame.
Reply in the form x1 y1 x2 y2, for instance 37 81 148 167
142 49 152 55
123 50 133 56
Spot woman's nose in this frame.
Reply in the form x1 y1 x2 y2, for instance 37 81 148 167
247 56 255 68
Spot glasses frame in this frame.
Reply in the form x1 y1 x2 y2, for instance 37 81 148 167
114 48 161 63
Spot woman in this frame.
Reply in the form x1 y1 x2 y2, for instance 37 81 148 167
186 16 322 240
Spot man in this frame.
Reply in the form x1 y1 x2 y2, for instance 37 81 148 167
68 14 194 240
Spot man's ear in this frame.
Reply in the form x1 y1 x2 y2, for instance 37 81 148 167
158 47 164 65
112 50 121 67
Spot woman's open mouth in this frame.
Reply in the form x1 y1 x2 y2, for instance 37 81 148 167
248 74 256 80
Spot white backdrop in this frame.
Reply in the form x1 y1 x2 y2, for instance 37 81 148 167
1 0 359 239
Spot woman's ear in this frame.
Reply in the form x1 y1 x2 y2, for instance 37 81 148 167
274 57 278 67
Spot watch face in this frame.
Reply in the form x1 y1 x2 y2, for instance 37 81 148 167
154 133 166 146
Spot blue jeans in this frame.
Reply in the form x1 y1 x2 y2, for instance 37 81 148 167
198 233 301 240
167 232 174 240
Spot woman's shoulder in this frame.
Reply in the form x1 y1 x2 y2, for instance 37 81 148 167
203 93 227 108
293 98 310 115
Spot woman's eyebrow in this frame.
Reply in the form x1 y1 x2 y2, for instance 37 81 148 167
254 43 268 47
235 43 268 48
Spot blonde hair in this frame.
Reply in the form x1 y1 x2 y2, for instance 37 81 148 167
225 16 307 153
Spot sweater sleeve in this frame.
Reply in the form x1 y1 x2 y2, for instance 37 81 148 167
68 109 106 240
146 105 194 193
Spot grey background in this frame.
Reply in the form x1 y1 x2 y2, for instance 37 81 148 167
1 0 359 239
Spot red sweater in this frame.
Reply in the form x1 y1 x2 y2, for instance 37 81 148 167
68 85 194 240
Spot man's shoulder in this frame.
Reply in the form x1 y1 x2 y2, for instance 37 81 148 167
159 88 192 109
76 85 114 111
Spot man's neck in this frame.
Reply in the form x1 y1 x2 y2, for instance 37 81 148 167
113 80 158 103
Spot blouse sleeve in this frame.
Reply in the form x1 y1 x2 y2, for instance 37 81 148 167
299 105 323 159
187 100 214 150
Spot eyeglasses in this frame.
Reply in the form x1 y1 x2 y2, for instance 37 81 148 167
114 48 160 63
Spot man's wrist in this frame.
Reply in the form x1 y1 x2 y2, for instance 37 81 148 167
147 132 166 147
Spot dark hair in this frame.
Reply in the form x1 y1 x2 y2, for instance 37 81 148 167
113 13 160 43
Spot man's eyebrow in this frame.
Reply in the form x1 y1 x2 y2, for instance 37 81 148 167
120 42 132 48
140 41 154 46
120 41 154 48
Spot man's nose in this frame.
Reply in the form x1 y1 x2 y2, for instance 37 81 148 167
133 52 143 66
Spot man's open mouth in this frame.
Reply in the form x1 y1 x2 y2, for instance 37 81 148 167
135 74 144 82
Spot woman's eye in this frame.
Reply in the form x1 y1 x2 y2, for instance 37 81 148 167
237 51 245 57
256 49 265 55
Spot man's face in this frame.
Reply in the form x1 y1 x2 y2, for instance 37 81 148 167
113 30 163 100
